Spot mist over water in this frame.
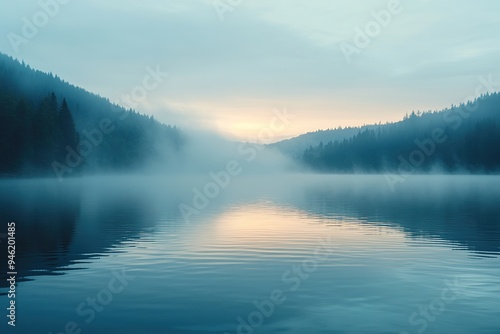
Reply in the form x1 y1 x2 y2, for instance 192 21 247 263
140 127 299 176
1 174 499 333
1 1 500 333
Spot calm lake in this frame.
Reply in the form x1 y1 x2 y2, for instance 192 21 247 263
1 174 499 334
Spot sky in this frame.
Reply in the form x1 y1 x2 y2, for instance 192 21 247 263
1 0 500 141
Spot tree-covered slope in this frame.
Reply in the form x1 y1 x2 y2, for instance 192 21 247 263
270 126 377 158
302 93 500 173
0 53 182 177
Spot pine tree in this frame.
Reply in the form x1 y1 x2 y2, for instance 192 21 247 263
58 98 80 159
32 92 59 171
11 98 31 171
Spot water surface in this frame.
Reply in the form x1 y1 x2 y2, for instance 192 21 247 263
0 175 499 334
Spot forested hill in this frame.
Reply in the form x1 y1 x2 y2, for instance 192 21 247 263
0 53 182 177
301 93 500 173
270 126 377 158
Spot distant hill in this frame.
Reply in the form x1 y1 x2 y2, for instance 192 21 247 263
270 125 378 158
0 53 182 177
298 93 500 173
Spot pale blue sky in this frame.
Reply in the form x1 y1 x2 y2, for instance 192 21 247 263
1 0 500 140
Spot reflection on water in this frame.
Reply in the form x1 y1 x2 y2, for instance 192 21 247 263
0 175 499 333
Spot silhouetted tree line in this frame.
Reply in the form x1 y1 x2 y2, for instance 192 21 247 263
0 53 183 177
0 90 81 175
303 93 500 173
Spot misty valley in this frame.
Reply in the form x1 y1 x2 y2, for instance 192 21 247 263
2 54 500 180
1 22 500 333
